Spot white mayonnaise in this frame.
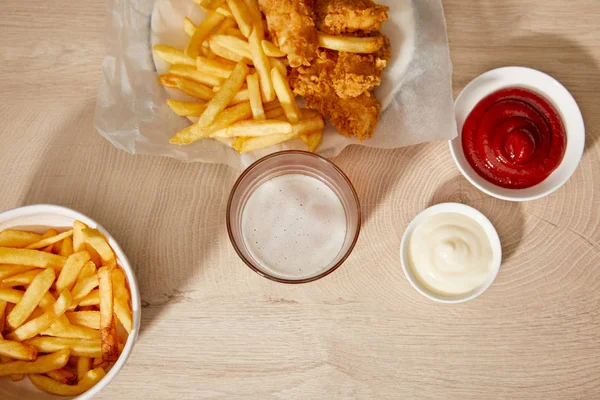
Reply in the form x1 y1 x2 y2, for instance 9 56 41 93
407 212 493 296
241 174 347 279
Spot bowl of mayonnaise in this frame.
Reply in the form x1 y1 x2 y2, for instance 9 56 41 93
400 203 502 303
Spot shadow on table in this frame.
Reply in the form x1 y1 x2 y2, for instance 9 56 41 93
482 34 599 155
21 98 235 337
333 142 431 227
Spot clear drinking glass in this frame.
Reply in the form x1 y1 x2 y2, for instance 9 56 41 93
227 151 361 283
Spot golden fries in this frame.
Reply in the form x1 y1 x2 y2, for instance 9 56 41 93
25 337 101 358
98 267 118 362
197 56 235 79
271 67 301 123
270 57 288 77
183 17 197 37
26 230 73 250
29 367 106 396
317 32 384 53
56 251 90 293
157 0 323 153
0 221 134 397
112 269 133 334
249 27 275 102
171 102 252 144
0 248 65 269
169 64 223 87
77 356 92 381
0 265 36 280
167 99 207 116
0 269 41 287
0 340 38 361
226 120 293 137
0 288 24 304
0 230 42 248
153 44 196 66
46 368 78 385
185 11 226 57
262 40 286 57
233 131 298 153
7 267 55 329
0 349 70 376
210 34 252 60
226 0 253 37
66 311 101 330
8 290 71 341
198 62 249 127
70 274 99 310
59 236 74 257
81 229 115 267
246 73 265 120
158 74 214 100
78 290 100 307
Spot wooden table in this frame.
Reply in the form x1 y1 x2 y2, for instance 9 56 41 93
1 0 599 398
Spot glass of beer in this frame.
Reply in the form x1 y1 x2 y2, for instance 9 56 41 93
227 151 361 283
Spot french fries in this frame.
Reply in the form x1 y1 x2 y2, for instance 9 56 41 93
0 230 42 248
185 11 226 57
167 99 207 116
196 56 234 78
8 290 72 341
0 248 65 269
198 62 249 127
249 27 275 102
271 66 301 123
7 267 55 329
246 73 265 120
99 267 118 362
26 230 73 250
0 221 133 396
233 131 298 153
0 340 38 360
25 337 102 358
112 269 133 334
157 0 325 153
66 311 101 330
0 349 70 376
170 64 223 87
262 40 286 57
77 356 92 381
29 367 106 396
0 269 41 287
226 0 253 37
158 74 215 100
210 34 252 60
317 32 384 53
226 120 293 137
153 44 196 66
270 57 288 77
0 265 36 280
47 368 78 385
82 229 115 268
55 251 90 293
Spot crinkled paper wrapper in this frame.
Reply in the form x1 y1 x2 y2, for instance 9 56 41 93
94 0 456 169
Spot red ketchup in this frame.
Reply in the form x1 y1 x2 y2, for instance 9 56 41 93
462 87 566 189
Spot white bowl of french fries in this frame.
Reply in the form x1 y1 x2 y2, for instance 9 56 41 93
0 204 140 399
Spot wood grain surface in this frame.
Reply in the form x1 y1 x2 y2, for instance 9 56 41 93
1 0 599 398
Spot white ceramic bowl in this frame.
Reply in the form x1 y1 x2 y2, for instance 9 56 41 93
449 66 585 201
0 204 141 400
400 203 502 303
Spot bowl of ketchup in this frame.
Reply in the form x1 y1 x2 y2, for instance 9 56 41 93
450 66 585 201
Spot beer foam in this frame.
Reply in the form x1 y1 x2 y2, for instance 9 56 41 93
241 174 347 279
